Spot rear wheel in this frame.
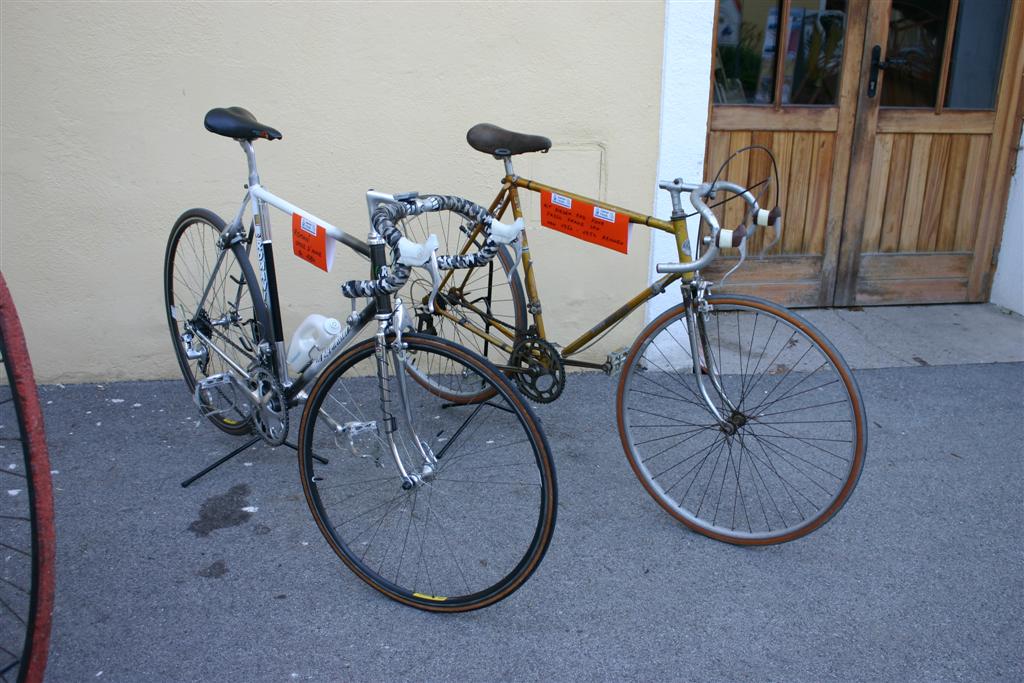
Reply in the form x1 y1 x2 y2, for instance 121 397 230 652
164 209 263 434
617 295 866 544
397 206 527 402
0 273 55 683
298 334 556 611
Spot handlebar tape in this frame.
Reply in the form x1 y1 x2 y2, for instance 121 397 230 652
340 195 504 300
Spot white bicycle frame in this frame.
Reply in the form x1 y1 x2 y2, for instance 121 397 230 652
207 140 384 397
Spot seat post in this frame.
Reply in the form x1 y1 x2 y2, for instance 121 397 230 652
502 156 515 177
239 140 261 187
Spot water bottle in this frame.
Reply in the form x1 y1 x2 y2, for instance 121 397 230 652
287 314 342 374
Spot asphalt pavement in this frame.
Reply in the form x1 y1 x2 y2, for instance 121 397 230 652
32 304 1024 681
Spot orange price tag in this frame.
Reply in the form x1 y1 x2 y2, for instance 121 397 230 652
539 191 631 254
291 213 335 272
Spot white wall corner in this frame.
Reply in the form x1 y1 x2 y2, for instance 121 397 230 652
648 0 716 323
991 128 1024 315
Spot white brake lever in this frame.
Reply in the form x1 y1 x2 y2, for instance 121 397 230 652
488 217 523 244
396 234 440 266
487 217 525 280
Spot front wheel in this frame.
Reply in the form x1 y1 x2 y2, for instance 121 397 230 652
298 334 556 611
616 295 866 545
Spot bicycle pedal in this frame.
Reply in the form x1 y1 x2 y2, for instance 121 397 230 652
604 347 630 375
194 373 252 420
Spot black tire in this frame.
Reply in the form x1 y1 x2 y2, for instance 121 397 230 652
0 273 55 683
164 209 263 435
617 295 866 544
396 206 527 402
298 333 556 611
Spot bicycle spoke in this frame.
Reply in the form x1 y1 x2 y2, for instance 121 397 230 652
621 299 863 542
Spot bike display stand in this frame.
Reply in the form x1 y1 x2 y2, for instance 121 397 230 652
181 438 326 488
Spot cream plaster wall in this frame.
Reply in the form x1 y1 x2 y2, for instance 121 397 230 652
0 1 665 383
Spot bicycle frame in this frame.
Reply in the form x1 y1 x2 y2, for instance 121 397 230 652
186 142 445 485
430 163 694 370
196 140 383 403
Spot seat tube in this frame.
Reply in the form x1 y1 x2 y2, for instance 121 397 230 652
508 182 546 339
241 140 287 377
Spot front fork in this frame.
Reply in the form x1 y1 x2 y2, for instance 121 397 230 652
374 301 437 490
682 284 739 431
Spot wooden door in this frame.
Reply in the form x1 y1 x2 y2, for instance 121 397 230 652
836 0 1024 305
705 0 1024 307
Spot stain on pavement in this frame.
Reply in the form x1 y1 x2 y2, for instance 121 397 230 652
197 559 228 578
188 484 252 537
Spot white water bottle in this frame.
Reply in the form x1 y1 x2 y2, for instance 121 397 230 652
287 314 342 374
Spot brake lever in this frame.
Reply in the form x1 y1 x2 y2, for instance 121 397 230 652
509 238 523 282
720 233 747 284
487 217 525 283
425 250 442 314
760 207 783 254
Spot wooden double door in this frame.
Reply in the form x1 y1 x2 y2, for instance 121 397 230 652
705 0 1024 306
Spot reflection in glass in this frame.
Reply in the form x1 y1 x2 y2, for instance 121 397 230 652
782 1 847 105
945 0 1011 109
714 0 782 104
715 0 846 106
880 0 950 107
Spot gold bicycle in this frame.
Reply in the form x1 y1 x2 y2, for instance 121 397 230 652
396 124 867 545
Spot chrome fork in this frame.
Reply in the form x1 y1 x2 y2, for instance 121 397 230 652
683 284 739 432
375 300 437 489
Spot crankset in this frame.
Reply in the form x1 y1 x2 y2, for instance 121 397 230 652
509 337 565 403
248 366 289 446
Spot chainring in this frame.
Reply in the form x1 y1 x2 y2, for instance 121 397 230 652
509 337 565 403
248 366 289 446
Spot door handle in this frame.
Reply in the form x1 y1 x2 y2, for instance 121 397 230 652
867 45 907 98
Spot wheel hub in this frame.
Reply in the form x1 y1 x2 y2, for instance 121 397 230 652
720 410 747 435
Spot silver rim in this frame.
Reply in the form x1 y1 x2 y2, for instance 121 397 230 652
620 300 862 542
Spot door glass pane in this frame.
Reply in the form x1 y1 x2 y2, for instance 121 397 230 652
715 0 783 104
880 0 950 107
944 0 1011 110
782 1 847 105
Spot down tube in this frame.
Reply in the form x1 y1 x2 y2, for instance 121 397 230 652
561 273 681 357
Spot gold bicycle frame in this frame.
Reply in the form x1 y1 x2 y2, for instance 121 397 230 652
429 172 693 366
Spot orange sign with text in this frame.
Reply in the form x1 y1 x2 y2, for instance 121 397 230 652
539 191 631 254
291 213 335 272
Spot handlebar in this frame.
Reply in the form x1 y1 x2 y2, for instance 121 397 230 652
655 179 782 276
340 194 522 301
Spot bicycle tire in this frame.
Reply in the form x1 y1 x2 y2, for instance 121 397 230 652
164 209 264 435
617 295 866 544
0 273 56 683
396 206 527 402
298 333 556 611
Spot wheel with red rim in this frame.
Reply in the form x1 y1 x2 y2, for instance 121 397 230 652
0 273 56 683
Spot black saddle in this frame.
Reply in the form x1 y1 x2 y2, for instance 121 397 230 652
466 123 550 157
204 107 282 141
